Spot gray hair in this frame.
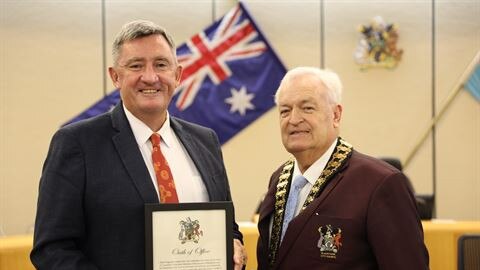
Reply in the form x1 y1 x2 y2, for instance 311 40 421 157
112 20 176 66
274 67 343 104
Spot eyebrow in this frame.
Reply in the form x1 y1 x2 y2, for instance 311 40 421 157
279 98 316 107
121 57 144 66
299 99 315 105
122 56 171 66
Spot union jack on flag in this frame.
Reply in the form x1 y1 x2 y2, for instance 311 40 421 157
63 2 286 144
169 2 286 143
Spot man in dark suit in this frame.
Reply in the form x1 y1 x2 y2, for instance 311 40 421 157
256 67 429 270
31 20 246 269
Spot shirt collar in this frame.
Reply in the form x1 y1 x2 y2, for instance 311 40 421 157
157 113 174 148
293 138 338 185
123 104 173 147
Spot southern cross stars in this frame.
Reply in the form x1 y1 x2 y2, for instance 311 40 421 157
224 86 255 116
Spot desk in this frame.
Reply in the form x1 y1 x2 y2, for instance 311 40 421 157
423 220 480 270
1 221 479 270
0 235 34 270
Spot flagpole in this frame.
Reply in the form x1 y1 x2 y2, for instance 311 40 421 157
403 50 480 168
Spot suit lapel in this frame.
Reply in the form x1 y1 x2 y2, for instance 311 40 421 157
110 103 159 204
259 193 275 223
170 118 216 200
258 182 277 250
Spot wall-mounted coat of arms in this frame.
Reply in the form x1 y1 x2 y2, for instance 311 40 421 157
354 16 403 70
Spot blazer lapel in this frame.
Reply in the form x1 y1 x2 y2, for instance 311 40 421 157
259 166 287 227
257 184 276 249
169 118 217 199
259 193 275 223
110 103 158 204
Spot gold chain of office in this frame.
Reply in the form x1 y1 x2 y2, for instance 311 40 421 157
268 138 353 267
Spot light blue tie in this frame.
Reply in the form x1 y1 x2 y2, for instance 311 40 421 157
281 175 308 241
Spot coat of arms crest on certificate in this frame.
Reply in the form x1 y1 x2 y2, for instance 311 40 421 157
354 16 403 70
178 217 203 244
317 225 343 259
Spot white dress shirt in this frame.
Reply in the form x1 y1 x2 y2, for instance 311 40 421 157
124 106 209 202
290 138 338 216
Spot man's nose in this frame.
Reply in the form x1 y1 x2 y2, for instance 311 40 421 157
289 108 304 124
140 65 159 84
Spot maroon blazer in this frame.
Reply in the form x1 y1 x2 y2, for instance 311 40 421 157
257 150 429 270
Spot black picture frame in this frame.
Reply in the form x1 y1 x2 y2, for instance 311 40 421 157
145 202 233 270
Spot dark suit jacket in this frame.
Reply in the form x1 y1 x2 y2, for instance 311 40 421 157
257 150 429 270
31 103 242 270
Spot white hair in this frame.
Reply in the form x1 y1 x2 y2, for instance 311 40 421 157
274 67 343 104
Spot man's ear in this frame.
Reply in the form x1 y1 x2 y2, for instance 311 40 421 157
333 104 343 128
175 64 183 86
108 67 121 88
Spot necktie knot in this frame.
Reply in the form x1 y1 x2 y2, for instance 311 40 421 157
292 175 308 191
150 133 161 146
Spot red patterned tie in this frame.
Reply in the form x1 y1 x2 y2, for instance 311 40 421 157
150 133 179 203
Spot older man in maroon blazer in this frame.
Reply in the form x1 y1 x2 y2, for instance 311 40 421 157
256 67 429 270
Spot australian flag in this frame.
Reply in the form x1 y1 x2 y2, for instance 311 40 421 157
64 2 286 144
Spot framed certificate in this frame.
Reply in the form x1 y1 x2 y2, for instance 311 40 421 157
145 202 233 270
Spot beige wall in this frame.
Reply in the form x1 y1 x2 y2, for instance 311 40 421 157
1 0 478 236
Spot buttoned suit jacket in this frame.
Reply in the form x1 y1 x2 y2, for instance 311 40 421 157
257 150 429 270
31 103 241 270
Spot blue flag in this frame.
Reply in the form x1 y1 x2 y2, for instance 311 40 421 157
64 2 286 144
63 90 120 126
169 2 286 143
465 62 480 101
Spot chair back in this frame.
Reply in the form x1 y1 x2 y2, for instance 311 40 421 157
458 234 480 270
378 157 434 219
